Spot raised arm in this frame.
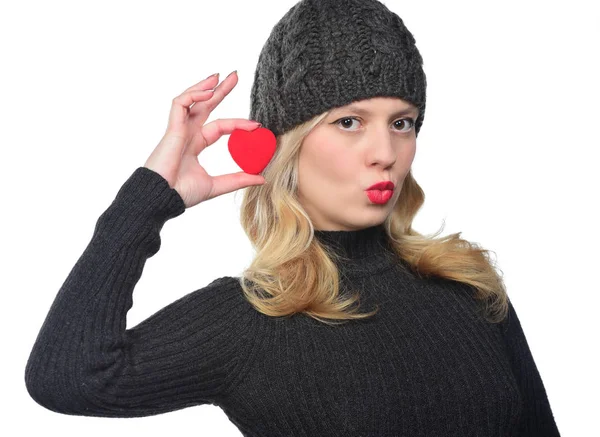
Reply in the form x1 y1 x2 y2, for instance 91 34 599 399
24 167 247 417
25 70 266 417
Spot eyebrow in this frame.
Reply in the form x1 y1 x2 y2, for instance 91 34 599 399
335 104 419 118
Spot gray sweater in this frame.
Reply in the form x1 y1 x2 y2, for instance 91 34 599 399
24 166 561 436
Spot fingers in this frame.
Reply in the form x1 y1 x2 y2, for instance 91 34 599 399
172 89 215 110
209 171 266 200
167 71 239 136
186 118 261 156
182 73 220 94
168 89 215 130
166 73 221 130
191 70 238 115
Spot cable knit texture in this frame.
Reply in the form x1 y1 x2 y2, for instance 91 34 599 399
248 0 427 138
25 167 560 436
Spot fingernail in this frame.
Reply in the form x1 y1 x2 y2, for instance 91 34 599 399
227 70 238 78
207 72 219 79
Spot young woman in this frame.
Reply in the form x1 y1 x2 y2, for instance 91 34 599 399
25 0 560 435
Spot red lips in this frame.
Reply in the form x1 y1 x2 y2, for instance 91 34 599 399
366 181 395 191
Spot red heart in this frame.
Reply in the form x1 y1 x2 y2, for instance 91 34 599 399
228 127 276 175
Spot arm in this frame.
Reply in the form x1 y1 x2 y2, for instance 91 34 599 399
500 297 561 436
24 167 246 417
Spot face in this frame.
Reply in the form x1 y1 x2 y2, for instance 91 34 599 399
297 96 419 231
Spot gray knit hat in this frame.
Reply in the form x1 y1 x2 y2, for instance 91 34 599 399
249 0 427 138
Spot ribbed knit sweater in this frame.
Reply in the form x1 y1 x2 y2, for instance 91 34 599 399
25 167 561 436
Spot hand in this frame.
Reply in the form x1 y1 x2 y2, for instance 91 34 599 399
144 71 265 209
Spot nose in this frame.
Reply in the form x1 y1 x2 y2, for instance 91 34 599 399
368 128 397 169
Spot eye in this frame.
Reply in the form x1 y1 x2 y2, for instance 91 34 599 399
333 117 415 133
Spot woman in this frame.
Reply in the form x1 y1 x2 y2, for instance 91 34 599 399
25 0 560 435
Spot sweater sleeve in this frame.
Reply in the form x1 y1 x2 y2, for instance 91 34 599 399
500 297 561 436
25 167 246 417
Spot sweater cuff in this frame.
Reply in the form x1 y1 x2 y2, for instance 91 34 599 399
113 166 186 224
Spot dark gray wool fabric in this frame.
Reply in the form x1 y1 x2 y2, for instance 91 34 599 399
25 167 561 436
249 0 427 138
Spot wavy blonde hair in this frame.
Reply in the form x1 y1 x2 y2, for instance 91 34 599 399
235 110 508 326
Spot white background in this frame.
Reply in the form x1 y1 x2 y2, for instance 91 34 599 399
2 0 598 435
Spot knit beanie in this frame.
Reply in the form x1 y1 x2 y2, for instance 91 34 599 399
249 0 427 139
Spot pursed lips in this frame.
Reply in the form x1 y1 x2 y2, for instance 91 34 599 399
365 181 395 191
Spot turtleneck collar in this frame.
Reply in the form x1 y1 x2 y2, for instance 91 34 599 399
313 224 399 277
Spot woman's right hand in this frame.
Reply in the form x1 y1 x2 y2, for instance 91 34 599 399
144 70 266 209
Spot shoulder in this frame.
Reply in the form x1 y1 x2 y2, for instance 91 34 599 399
154 275 250 323
189 275 246 305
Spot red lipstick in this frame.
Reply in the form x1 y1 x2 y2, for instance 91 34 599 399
365 181 395 204
366 181 395 191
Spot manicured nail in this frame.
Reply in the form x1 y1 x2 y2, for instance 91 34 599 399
207 72 219 79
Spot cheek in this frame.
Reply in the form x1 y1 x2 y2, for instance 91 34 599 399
406 142 417 160
307 144 353 178
333 156 358 180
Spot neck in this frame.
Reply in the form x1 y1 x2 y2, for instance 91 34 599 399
313 224 398 277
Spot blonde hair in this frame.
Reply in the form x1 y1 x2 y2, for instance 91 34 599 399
235 111 508 326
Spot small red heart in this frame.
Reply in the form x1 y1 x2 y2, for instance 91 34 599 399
228 127 276 175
